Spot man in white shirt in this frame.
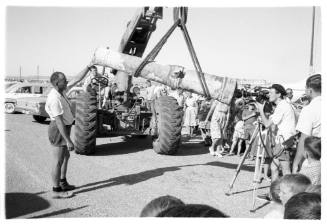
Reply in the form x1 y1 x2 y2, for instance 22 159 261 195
45 65 91 198
292 74 321 173
256 84 296 180
82 65 102 92
145 80 156 110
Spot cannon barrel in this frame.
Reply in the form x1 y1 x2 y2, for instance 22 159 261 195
92 47 237 105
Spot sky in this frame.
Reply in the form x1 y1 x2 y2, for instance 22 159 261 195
5 6 321 83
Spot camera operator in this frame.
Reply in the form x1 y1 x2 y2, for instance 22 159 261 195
255 84 297 183
292 74 321 173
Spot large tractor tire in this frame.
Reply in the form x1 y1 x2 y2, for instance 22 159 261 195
152 96 183 155
73 89 98 155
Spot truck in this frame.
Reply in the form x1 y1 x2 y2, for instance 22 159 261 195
73 7 237 155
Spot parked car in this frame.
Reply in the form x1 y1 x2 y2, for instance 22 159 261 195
15 87 84 122
5 82 50 114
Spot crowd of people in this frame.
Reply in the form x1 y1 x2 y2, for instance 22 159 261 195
44 63 321 219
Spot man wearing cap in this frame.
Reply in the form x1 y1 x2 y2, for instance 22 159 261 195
255 84 297 179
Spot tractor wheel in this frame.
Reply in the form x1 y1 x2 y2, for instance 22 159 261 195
152 96 183 155
33 115 47 123
5 103 15 114
73 89 98 155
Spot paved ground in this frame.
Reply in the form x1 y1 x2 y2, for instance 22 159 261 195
5 113 273 218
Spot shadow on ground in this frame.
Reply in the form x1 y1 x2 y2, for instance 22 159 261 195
74 159 254 195
5 192 50 218
30 206 88 218
32 120 50 125
92 135 153 156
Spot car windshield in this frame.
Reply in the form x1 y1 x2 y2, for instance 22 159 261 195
5 83 21 93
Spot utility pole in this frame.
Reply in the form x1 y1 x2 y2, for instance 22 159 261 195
37 65 40 81
19 66 22 81
309 6 316 75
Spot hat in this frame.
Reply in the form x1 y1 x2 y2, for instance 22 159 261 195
271 84 287 96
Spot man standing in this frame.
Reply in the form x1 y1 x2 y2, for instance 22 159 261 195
82 65 102 92
256 84 297 181
292 74 321 173
45 65 91 198
145 80 156 111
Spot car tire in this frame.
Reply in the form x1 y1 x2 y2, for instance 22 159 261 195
5 103 15 114
152 96 183 155
73 89 98 155
33 115 47 122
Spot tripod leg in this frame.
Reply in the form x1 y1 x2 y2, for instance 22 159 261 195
251 130 269 211
226 125 259 195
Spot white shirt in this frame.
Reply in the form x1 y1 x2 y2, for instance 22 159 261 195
45 88 74 125
270 99 296 141
169 90 184 107
145 85 156 101
296 96 321 137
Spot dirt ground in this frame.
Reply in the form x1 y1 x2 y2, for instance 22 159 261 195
5 113 273 218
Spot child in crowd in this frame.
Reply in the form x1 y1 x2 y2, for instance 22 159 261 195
278 174 311 206
228 119 245 156
197 97 213 146
264 179 284 219
299 136 321 185
284 192 321 219
140 195 184 217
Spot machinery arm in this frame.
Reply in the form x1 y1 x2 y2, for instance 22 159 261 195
92 47 237 105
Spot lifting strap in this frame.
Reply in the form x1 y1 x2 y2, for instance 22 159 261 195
133 7 211 99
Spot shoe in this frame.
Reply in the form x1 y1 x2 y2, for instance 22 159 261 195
214 151 223 158
256 193 272 202
60 179 76 191
52 191 74 199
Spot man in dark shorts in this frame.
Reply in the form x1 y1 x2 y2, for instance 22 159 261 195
45 65 92 198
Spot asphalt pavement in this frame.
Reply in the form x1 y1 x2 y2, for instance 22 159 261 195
5 113 273 218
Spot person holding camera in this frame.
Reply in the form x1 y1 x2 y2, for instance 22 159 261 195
255 84 297 183
292 74 321 173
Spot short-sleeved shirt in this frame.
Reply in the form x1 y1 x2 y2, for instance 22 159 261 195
299 160 321 185
296 96 321 137
45 88 74 125
242 109 256 127
145 85 156 101
270 99 296 141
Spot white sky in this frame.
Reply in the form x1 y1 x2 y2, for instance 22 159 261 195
5 6 321 83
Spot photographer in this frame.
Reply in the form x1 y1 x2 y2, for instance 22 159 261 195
255 84 297 183
292 74 321 173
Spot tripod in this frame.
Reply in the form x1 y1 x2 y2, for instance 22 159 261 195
225 118 272 211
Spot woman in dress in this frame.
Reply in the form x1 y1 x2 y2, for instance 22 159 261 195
183 92 198 137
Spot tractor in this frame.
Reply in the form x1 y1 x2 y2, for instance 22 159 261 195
73 7 237 155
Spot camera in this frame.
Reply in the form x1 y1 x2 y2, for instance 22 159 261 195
235 86 274 114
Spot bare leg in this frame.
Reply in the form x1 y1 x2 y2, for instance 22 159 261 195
200 129 206 141
51 146 65 187
270 158 280 182
190 126 194 137
209 138 219 155
60 147 70 180
229 139 238 154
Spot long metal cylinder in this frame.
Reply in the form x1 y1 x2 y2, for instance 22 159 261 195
92 47 237 105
